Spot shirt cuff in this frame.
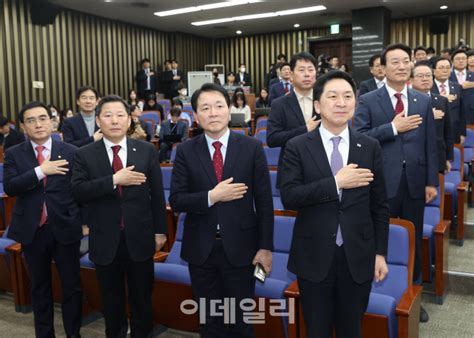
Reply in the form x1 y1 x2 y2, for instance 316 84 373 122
391 122 398 136
208 191 215 207
35 166 46 182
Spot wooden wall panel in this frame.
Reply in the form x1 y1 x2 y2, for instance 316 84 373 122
390 11 474 54
212 26 352 93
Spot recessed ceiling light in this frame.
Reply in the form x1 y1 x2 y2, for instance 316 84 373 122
236 30 242 35
192 5 327 26
440 5 448 10
294 23 300 28
154 1 259 17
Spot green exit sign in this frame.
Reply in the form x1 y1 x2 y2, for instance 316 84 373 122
330 24 340 34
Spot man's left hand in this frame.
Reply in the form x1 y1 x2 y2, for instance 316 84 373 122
155 234 167 252
425 186 438 203
374 255 388 282
252 249 272 275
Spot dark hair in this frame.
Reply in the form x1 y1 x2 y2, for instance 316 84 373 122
164 59 171 65
233 92 247 108
380 43 412 66
96 95 130 117
176 83 186 91
330 55 339 60
141 58 150 65
191 83 230 112
18 101 52 123
227 71 236 77
369 54 381 67
411 60 432 76
414 46 427 54
59 108 73 119
171 59 178 64
441 48 452 55
172 98 183 107
432 56 452 68
146 93 157 101
277 53 286 60
467 50 474 57
129 104 138 112
289 52 317 71
279 62 291 70
0 116 9 127
313 70 357 102
76 85 99 101
170 106 181 118
239 63 246 67
451 49 467 60
426 47 436 54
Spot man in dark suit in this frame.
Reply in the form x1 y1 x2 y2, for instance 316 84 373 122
136 58 160 100
169 83 274 338
62 86 102 147
0 116 25 150
358 53 385 97
158 106 188 162
71 95 168 338
4 101 82 338
450 50 474 123
355 44 438 323
162 59 184 99
237 63 252 87
268 62 292 104
411 61 454 173
267 52 319 187
280 71 389 338
432 57 465 144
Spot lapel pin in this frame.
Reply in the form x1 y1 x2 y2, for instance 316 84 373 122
132 148 136 152
357 143 361 148
434 96 438 100
413 98 417 102
58 155 62 159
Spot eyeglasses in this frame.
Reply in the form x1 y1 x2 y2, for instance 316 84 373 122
414 73 433 79
24 116 50 125
435 66 451 70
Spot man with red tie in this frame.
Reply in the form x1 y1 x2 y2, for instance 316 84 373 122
4 101 83 338
450 49 474 123
170 83 274 337
71 95 168 338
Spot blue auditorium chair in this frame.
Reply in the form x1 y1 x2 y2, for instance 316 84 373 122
270 170 283 210
255 128 267 145
421 174 450 304
0 227 16 293
255 116 268 130
142 111 161 133
264 146 280 168
231 127 249 136
158 99 171 115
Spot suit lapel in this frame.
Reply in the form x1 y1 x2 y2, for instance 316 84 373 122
407 89 420 117
377 87 395 121
196 135 218 186
22 141 39 169
288 91 306 125
341 129 363 205
431 84 440 95
94 139 114 174
126 138 139 167
222 132 240 180
304 129 333 177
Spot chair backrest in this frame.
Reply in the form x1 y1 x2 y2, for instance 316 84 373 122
264 146 280 167
464 127 474 148
142 111 161 123
452 144 464 178
269 213 296 283
158 99 171 112
165 213 187 266
269 170 280 197
231 128 249 136
51 132 62 141
255 128 267 144
181 109 195 123
160 165 172 190
256 116 268 129
170 143 180 163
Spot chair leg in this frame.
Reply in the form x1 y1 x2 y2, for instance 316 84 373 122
434 221 450 304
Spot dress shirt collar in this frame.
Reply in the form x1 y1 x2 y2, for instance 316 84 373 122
375 77 385 87
319 122 349 147
205 128 230 150
103 136 128 153
293 88 313 101
31 137 52 152
385 83 408 100
435 79 449 88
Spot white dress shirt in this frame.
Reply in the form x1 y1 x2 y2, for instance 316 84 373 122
385 84 409 136
319 123 350 193
103 137 128 185
375 77 385 89
434 79 450 95
294 89 314 122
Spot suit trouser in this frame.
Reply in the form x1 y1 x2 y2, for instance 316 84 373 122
188 238 256 338
95 231 154 338
388 168 425 283
23 223 82 338
298 245 372 338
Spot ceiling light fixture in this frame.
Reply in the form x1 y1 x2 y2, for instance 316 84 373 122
294 23 300 28
440 5 448 10
192 5 327 26
154 1 260 17
236 30 242 34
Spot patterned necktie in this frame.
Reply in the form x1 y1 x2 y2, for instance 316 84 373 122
457 71 465 84
440 83 446 95
212 141 223 183
36 145 47 226
284 82 289 93
330 137 343 247
112 145 124 229
394 93 404 115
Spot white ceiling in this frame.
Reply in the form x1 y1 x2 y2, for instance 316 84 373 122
48 0 472 38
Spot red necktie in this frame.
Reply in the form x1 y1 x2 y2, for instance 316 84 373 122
212 141 223 183
394 93 404 115
284 82 289 93
111 145 125 229
440 83 446 95
36 145 47 226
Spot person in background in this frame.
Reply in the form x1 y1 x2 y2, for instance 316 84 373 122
329 56 340 70
230 92 252 125
237 63 252 87
168 99 192 128
468 50 474 72
159 106 188 163
48 105 60 133
212 68 222 86
173 83 190 104
268 62 292 104
414 46 428 62
426 47 436 60
340 64 350 73
359 54 386 97
0 116 25 150
136 58 159 100
129 105 151 142
223 71 239 97
256 88 270 108
128 89 143 111
143 93 165 121
59 108 74 132
440 48 452 60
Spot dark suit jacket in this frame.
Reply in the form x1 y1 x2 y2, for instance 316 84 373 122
1 128 26 150
354 86 439 199
430 93 454 172
237 72 252 87
169 132 274 267
268 81 287 104
162 69 184 99
450 70 474 123
280 127 389 283
71 138 168 265
136 68 159 98
431 81 465 143
159 120 188 143
358 78 378 97
61 114 98 148
4 140 82 245
267 91 309 186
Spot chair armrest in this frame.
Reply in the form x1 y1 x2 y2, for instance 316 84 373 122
284 280 300 298
434 219 450 236
0 230 4 237
396 285 422 317
5 243 22 254
154 251 169 263
457 181 469 191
